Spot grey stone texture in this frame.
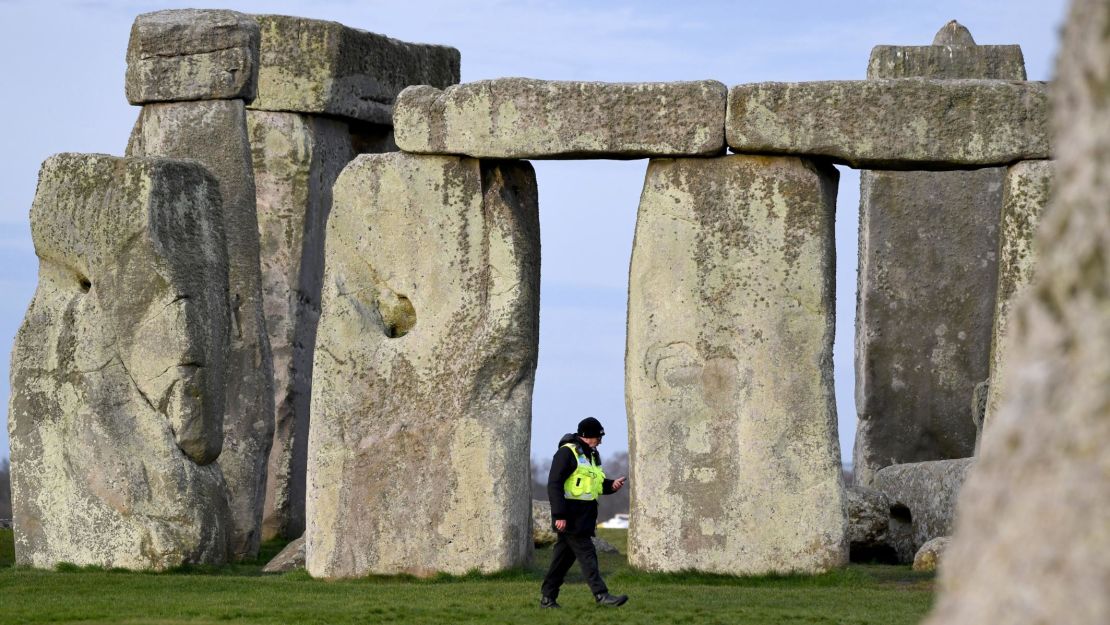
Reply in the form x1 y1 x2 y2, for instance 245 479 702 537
9 153 231 569
853 168 1003 483
247 111 367 542
394 78 727 159
531 500 556 547
262 535 305 573
872 458 973 554
913 536 950 572
868 22 1026 80
306 152 539 578
248 14 460 125
925 2 1110 622
626 155 846 575
984 161 1055 434
846 485 911 563
128 100 275 561
726 79 1049 169
126 9 260 104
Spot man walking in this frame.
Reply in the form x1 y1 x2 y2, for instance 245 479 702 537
540 417 629 608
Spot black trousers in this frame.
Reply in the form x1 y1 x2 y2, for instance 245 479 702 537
540 533 608 599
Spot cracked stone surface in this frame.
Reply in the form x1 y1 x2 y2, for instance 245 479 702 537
307 152 539 578
128 99 275 561
925 1 1110 622
126 9 260 104
626 155 846 575
9 153 231 570
394 78 727 158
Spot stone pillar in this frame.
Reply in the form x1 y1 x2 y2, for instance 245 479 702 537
244 14 460 541
853 22 1028 485
306 152 538 578
981 160 1054 444
9 153 230 570
626 155 846 575
125 9 274 560
925 1 1110 622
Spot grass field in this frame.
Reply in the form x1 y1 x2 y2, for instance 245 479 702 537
0 528 934 624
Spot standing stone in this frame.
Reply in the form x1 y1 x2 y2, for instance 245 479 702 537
983 161 1055 435
247 111 355 541
307 152 539 578
853 26 1027 485
9 153 230 569
126 9 260 104
626 155 846 575
128 100 275 561
925 1 1110 621
248 14 460 125
872 458 973 554
395 79 727 159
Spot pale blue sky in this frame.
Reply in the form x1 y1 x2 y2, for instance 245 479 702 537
0 0 1068 462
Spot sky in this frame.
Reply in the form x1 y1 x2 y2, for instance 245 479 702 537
0 0 1068 465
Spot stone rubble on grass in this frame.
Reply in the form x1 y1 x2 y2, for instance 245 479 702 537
394 78 727 159
531 500 557 547
262 535 305 573
626 155 846 575
306 152 539 578
913 536 950 572
9 153 231 570
872 459 973 555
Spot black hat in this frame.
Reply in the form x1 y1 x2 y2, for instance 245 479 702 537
577 417 605 438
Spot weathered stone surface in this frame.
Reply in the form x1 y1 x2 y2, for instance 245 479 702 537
869 22 1026 80
726 80 1049 169
262 535 305 573
592 537 619 554
913 536 949 572
128 100 275 561
532 500 556 547
873 459 972 553
306 152 539 578
9 153 231 569
247 110 368 541
925 2 1110 622
984 161 1055 433
971 380 990 453
248 14 459 125
395 79 727 159
846 485 909 563
853 168 1003 484
126 9 260 104
626 155 846 575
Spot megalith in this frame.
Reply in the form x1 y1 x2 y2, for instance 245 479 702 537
982 160 1054 438
307 152 539 578
126 9 275 560
626 155 846 575
245 14 461 541
852 25 1029 485
924 1 1110 622
8 153 231 570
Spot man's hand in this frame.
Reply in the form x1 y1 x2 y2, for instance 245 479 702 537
612 476 627 491
555 519 566 532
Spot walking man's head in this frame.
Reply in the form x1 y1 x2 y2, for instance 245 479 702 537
577 417 605 447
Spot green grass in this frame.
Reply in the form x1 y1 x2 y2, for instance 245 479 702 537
0 528 934 624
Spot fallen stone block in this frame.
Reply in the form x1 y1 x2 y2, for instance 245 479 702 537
873 458 973 553
926 3 1110 621
248 14 460 125
531 500 556 547
726 79 1049 169
853 167 1003 483
128 100 275 561
847 485 911 563
9 153 231 570
262 535 305 573
913 536 950 572
984 160 1055 434
306 152 539 578
593 537 619 554
395 78 727 158
627 155 846 575
126 9 260 104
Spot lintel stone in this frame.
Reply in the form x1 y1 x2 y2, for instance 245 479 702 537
726 79 1049 169
394 78 727 159
248 14 461 125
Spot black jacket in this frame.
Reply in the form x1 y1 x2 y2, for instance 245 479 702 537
547 433 615 536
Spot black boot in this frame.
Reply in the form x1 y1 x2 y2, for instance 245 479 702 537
595 592 628 607
540 596 561 609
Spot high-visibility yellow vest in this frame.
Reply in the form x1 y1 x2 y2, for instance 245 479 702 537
562 443 605 501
